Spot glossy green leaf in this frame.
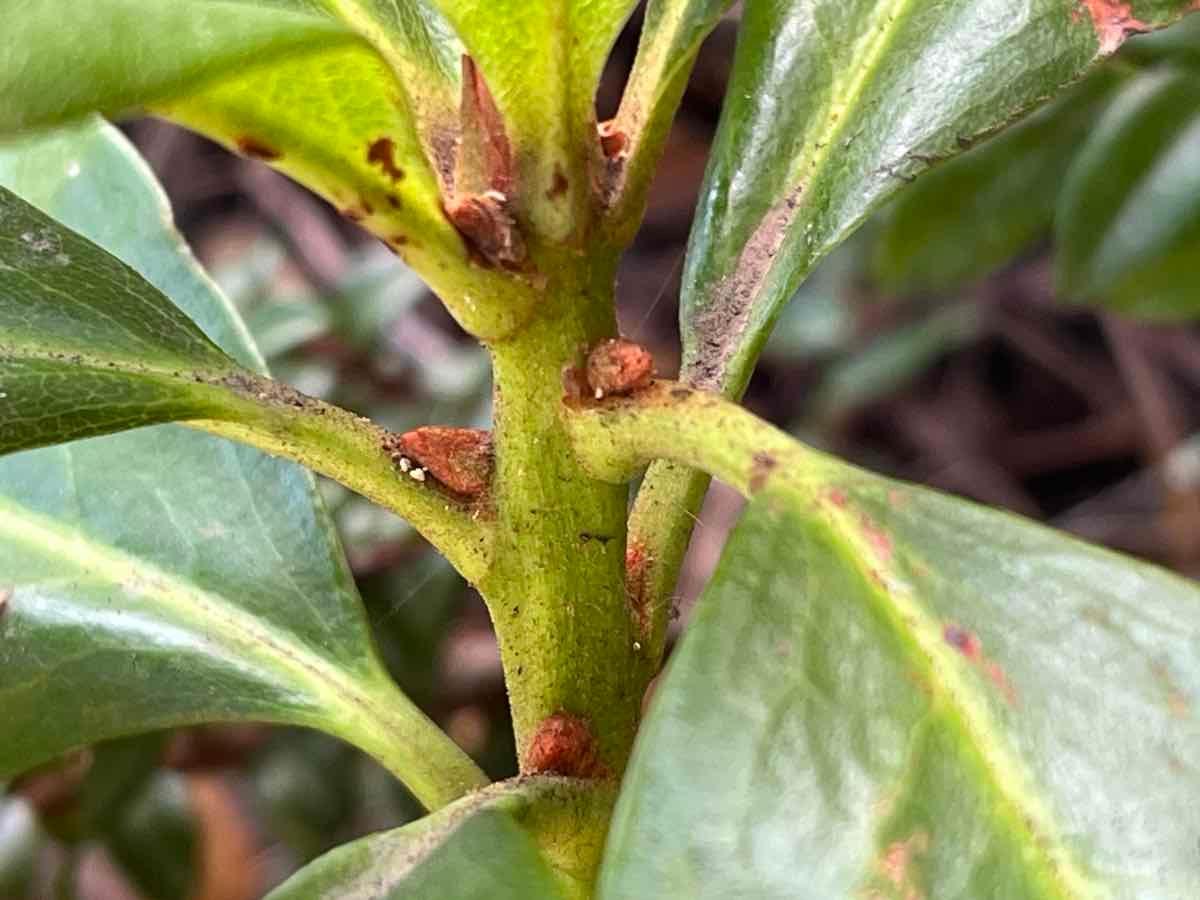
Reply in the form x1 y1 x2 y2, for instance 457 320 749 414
0 1 354 132
0 183 249 452
268 777 610 900
0 121 495 582
679 0 1198 397
873 70 1120 295
0 2 542 338
1056 66 1200 319
602 463 1200 898
0 119 486 809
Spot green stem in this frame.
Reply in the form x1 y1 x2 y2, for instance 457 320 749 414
189 380 495 585
329 673 490 810
478 248 646 775
563 380 827 502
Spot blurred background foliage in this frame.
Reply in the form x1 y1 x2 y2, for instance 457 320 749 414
5 9 1200 899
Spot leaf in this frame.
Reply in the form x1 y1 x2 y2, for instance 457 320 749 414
601 467 1200 898
267 777 610 900
1056 66 1200 319
0 1 539 338
679 0 1198 397
872 69 1121 296
0 119 486 809
0 1 355 133
0 183 249 452
0 120 493 583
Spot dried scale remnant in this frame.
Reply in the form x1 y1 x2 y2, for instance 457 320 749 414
586 338 655 400
524 712 603 778
444 190 527 270
597 119 628 159
597 119 631 208
383 427 493 497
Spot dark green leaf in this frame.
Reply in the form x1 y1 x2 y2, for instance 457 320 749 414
1056 66 1200 318
268 777 610 900
0 120 485 809
602 468 1200 898
680 0 1198 397
872 70 1120 295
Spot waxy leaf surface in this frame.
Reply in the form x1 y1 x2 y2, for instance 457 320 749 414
679 0 1199 396
0 120 484 809
602 465 1200 898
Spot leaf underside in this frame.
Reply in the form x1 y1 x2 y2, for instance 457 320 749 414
601 461 1200 899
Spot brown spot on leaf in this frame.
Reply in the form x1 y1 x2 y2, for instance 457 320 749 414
0 587 10 615
1152 661 1190 719
944 624 1018 706
878 831 930 900
1078 0 1150 54
687 185 803 391
234 137 281 161
860 514 893 561
944 623 983 662
444 190 527 269
826 487 848 508
986 661 1020 707
749 451 778 494
525 712 603 777
383 427 494 497
340 207 368 223
367 137 405 183
586 338 655 399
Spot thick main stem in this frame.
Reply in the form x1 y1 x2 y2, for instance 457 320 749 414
479 249 645 775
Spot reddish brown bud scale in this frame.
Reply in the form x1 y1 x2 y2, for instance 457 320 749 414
383 427 493 497
524 712 602 778
586 338 655 399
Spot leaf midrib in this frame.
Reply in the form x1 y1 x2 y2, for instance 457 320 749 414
0 344 239 384
810 487 1100 900
0 493 392 758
